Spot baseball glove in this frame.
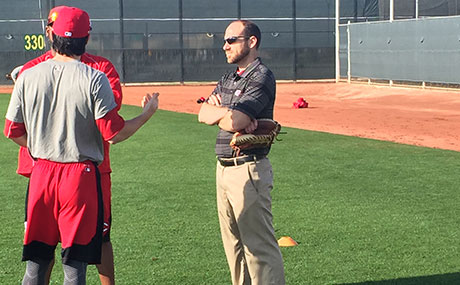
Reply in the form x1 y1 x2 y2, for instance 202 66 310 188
230 119 281 156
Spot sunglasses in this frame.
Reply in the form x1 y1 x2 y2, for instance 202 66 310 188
224 36 250 45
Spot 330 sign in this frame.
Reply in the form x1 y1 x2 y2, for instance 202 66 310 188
24 34 45 51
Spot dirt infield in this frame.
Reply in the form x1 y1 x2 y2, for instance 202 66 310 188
122 82 460 152
2 82 460 152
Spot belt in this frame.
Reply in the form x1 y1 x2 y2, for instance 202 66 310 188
217 155 265 167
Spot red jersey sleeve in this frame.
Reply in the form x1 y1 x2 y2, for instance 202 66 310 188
95 108 125 141
4 119 26 138
104 61 123 111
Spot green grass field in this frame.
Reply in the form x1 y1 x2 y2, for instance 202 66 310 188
2 93 460 284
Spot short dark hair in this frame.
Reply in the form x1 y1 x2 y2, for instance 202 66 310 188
52 33 88 56
239 20 261 49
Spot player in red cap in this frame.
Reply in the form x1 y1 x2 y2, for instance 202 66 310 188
15 6 123 284
4 6 159 284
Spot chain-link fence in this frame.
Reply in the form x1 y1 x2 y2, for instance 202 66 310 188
1 0 459 84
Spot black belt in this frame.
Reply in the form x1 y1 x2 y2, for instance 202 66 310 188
217 155 265 167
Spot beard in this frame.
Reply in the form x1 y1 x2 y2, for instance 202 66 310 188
227 46 251 64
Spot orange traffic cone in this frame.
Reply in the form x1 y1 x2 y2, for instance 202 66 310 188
278 236 298 247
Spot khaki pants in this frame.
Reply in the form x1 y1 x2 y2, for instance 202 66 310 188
216 157 285 285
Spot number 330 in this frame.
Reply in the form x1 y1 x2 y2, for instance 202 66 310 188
24 34 45 50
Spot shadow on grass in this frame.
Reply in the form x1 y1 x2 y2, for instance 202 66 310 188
340 272 460 285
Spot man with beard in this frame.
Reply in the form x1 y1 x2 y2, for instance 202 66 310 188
198 20 285 285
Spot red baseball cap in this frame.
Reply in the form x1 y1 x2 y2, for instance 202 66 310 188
47 6 66 25
51 6 91 38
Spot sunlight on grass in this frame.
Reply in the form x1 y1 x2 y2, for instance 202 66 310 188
2 96 460 284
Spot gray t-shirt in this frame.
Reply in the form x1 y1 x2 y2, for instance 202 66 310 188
6 59 117 163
